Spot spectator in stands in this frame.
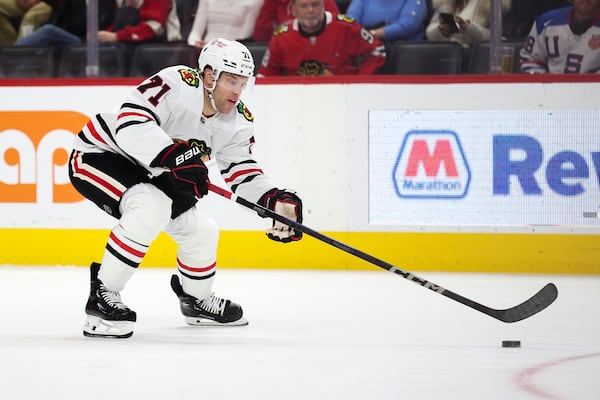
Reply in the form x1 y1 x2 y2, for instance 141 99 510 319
502 0 571 41
0 0 51 45
97 0 181 44
187 0 262 50
257 0 385 76
14 0 114 46
425 0 511 47
15 0 181 47
252 0 339 43
520 0 600 74
346 0 427 42
346 0 427 73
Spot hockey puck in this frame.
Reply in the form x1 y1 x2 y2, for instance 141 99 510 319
502 340 521 348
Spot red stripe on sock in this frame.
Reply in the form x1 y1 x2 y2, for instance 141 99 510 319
109 232 146 258
177 258 216 273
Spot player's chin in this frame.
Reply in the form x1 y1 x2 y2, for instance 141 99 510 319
219 101 236 114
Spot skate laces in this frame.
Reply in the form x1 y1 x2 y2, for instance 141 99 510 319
197 294 226 316
100 285 127 310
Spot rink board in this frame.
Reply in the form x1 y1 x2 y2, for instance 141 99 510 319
1 228 598 274
0 77 599 273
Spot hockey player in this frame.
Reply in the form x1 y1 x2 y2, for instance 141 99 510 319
520 0 600 73
69 38 303 338
257 0 386 76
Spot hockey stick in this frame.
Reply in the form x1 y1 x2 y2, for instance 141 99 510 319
208 183 558 323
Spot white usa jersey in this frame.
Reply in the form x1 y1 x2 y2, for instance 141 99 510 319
520 7 600 74
72 65 275 203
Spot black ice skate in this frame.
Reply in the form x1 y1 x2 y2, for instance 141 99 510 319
170 274 248 326
83 262 137 338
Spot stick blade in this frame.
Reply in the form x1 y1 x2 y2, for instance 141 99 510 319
495 283 558 323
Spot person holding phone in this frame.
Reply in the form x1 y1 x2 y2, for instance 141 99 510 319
425 0 512 47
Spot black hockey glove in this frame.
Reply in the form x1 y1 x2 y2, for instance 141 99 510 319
258 188 303 243
150 140 209 199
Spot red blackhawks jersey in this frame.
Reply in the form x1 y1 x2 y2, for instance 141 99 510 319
257 12 386 76
107 0 179 43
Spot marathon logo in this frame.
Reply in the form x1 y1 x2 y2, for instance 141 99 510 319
393 130 471 199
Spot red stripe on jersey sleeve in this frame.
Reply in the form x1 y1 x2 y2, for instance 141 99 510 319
223 168 264 183
86 120 108 144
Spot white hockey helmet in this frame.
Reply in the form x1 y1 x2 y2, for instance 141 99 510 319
197 38 255 82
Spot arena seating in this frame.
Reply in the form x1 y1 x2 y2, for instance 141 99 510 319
57 43 129 78
0 46 55 78
387 41 464 75
0 40 525 78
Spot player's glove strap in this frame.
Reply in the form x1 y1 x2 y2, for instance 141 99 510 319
259 188 303 243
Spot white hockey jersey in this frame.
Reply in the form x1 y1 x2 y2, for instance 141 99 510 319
520 7 600 74
72 65 275 203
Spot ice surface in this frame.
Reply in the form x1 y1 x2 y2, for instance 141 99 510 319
0 266 598 400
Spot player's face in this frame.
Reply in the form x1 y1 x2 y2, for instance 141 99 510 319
292 0 325 33
213 72 249 114
572 0 600 17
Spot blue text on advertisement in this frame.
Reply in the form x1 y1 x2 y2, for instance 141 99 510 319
493 135 600 196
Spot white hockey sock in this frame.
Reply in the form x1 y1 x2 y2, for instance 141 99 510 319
98 257 136 292
179 270 215 300
99 226 149 292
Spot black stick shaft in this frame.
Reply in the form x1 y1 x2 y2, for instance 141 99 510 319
208 184 558 323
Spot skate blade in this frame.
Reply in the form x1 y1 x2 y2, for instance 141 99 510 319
184 316 249 327
83 315 134 338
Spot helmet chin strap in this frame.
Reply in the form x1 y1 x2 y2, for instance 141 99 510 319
204 78 218 112
207 90 218 112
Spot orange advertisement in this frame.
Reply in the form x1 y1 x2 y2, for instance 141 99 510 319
0 111 89 203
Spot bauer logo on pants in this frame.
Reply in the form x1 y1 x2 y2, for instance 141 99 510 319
393 130 471 199
0 111 88 204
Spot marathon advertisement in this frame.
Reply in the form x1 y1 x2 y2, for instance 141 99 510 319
369 109 600 228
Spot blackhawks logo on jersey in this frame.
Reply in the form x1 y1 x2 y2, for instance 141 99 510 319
273 24 289 36
337 14 355 24
178 68 200 88
297 60 328 76
237 100 253 122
